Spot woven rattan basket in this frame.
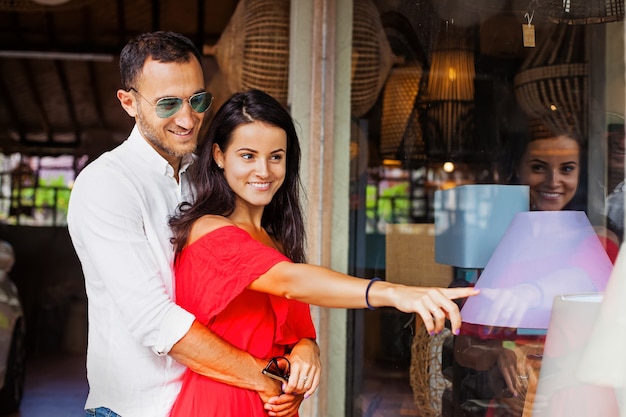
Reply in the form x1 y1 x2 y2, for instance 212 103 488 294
209 0 393 115
209 0 290 105
351 0 395 117
537 0 624 24
380 65 423 160
514 24 587 137
410 323 451 417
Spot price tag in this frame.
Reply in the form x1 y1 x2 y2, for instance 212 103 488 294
522 24 536 47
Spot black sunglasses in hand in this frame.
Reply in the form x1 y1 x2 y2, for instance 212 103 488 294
262 356 291 383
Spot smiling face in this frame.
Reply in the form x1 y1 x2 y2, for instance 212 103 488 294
213 121 287 211
517 135 580 211
117 56 206 168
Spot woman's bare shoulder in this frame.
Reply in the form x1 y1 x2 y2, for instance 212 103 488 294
188 215 235 245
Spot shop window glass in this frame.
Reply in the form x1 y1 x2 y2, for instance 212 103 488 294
347 2 625 416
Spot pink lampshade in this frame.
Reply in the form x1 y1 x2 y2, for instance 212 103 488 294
531 293 619 417
575 243 626 411
460 211 613 329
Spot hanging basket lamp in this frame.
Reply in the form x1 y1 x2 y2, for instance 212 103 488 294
351 0 395 117
206 0 394 116
379 64 424 161
537 0 624 24
421 21 477 160
513 24 587 138
205 0 291 106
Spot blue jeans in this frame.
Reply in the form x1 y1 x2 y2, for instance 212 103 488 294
85 408 122 417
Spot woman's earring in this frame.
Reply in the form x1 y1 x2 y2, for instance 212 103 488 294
217 164 223 169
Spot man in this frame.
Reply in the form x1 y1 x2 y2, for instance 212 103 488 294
68 31 319 417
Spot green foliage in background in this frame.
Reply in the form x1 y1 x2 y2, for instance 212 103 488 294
366 181 410 224
36 176 71 215
11 175 71 218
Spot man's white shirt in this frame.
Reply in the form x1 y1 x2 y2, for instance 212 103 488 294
68 125 195 417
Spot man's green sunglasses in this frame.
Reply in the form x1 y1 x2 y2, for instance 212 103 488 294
130 87 214 118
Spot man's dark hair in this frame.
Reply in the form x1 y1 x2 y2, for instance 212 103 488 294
119 31 202 90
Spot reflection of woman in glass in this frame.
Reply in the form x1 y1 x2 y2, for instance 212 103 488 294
514 130 580 211
509 123 618 259
454 123 614 417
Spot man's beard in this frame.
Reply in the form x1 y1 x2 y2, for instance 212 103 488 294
136 107 197 158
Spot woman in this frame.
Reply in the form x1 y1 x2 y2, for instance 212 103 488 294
513 128 618 259
511 126 582 212
168 89 478 417
456 126 615 417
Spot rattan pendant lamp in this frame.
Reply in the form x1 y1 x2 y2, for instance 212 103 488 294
421 20 476 160
379 64 424 162
537 0 624 24
513 24 587 138
205 0 291 106
206 0 394 116
351 0 395 117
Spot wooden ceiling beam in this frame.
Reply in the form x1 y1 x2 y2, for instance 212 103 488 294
87 60 106 130
115 0 127 47
0 62 27 143
195 0 205 48
43 10 79 146
151 0 160 31
45 11 56 46
81 4 106 131
20 59 52 142
53 60 81 146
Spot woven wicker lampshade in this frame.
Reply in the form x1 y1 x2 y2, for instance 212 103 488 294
514 24 587 138
422 22 476 159
537 0 624 24
208 0 393 115
351 0 395 117
380 65 423 160
207 0 290 105
427 49 474 102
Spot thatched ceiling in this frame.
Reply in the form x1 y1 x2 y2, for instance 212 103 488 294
0 0 238 157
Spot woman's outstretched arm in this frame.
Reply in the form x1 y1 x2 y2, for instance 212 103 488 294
249 262 479 335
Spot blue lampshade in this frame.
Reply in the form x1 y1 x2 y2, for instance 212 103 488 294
434 184 529 268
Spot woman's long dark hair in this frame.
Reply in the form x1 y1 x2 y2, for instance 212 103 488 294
169 89 307 263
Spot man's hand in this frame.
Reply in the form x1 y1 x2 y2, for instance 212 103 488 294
264 393 305 417
496 346 524 397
